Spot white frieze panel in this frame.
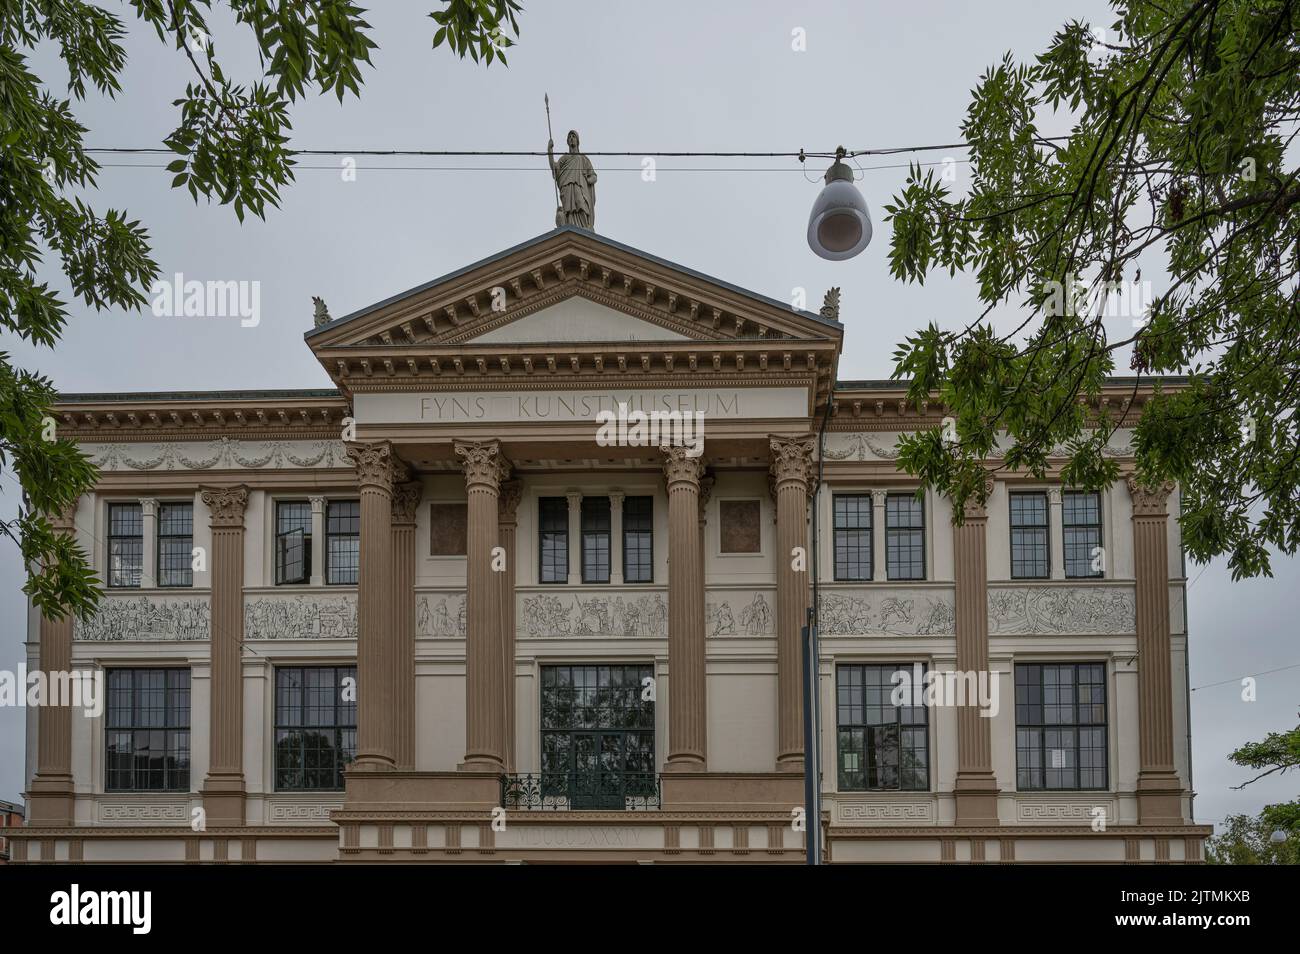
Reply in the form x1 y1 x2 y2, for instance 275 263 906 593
1016 798 1117 825
987 585 1135 635
834 798 936 825
416 592 467 637
245 595 357 640
518 590 668 638
83 438 348 471
706 591 775 637
97 800 190 824
266 800 342 823
820 429 1136 462
74 595 210 641
818 588 956 636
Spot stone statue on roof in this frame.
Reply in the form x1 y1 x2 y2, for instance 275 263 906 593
312 296 331 328
548 129 597 230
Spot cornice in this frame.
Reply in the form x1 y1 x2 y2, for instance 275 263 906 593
54 394 349 442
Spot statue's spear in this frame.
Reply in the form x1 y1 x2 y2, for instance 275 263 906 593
545 93 561 224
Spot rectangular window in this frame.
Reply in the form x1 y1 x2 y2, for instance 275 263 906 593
1063 491 1103 578
274 666 357 791
105 669 190 792
539 664 656 809
539 497 569 584
1016 663 1108 791
157 502 193 587
325 500 360 585
1010 491 1050 579
107 502 143 588
885 493 925 580
622 496 653 584
581 497 611 584
275 501 311 585
833 494 872 581
836 664 929 791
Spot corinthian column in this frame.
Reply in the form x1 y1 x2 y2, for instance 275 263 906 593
498 480 522 772
662 445 706 771
200 485 250 826
27 503 78 827
346 442 403 772
391 480 422 771
770 435 815 773
456 440 510 772
1128 476 1183 825
953 483 1000 826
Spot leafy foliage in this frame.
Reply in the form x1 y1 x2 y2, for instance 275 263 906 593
0 2 521 619
1207 716 1299 863
884 0 1300 578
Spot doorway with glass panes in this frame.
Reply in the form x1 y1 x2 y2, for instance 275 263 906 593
540 664 656 809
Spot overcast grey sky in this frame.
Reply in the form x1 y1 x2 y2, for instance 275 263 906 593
0 1 1294 833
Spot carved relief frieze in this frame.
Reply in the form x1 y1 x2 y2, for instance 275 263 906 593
74 596 210 641
85 438 349 471
987 585 1135 635
416 592 467 637
519 590 668 638
245 595 357 640
817 587 956 636
705 591 775 636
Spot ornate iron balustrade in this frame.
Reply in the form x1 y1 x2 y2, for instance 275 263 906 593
501 772 662 811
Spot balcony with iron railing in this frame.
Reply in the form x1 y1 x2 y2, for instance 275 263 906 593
501 771 662 811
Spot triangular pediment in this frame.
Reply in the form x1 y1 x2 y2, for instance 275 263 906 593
307 228 842 351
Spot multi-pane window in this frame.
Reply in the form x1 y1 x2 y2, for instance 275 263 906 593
581 497 611 584
275 501 311 585
885 494 925 580
1010 492 1050 579
107 502 143 588
105 669 190 792
836 664 929 791
833 494 872 581
157 502 193 587
622 496 653 584
1063 491 1103 578
274 666 357 791
1016 663 1108 791
540 664 656 809
325 500 360 585
539 497 569 583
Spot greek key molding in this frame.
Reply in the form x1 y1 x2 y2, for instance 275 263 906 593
74 595 210 641
85 438 349 471
987 585 1135 635
834 799 936 826
97 800 190 823
1016 798 1117 825
245 594 357 640
266 800 342 823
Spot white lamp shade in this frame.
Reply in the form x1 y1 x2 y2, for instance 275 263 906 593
807 161 872 260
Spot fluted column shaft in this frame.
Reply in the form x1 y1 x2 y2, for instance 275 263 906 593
770 436 814 772
1129 477 1183 824
953 488 999 825
458 440 509 771
28 505 78 826
498 480 522 772
346 443 400 772
663 446 706 771
200 485 250 826
391 481 421 770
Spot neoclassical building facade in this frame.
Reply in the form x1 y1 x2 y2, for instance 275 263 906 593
14 228 1208 863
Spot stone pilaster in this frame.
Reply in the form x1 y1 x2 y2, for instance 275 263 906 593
456 440 510 772
139 497 159 588
27 503 78 827
497 479 522 772
609 490 625 585
871 490 887 581
345 442 403 772
662 445 706 771
391 480 422 771
953 483 999 826
770 435 815 773
199 485 250 825
1128 476 1183 825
